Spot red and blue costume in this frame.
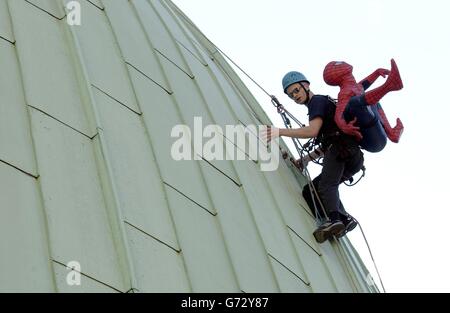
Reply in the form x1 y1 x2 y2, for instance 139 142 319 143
323 59 404 152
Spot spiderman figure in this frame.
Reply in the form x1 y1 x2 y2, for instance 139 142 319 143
323 59 404 152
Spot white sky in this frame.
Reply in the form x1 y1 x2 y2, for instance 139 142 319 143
172 0 450 292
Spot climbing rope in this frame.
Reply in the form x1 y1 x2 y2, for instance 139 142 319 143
354 218 387 292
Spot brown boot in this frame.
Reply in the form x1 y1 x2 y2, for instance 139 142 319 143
313 220 345 243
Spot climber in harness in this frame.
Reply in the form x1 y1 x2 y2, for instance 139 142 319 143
264 60 405 243
264 71 364 243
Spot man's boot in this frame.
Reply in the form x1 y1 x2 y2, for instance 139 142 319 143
313 220 345 243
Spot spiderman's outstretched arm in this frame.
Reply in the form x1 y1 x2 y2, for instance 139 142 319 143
334 92 352 125
358 68 390 90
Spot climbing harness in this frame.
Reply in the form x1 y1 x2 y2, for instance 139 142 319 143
344 166 366 187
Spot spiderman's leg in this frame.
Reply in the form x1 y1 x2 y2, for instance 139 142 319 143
364 59 403 105
349 96 403 147
374 103 404 143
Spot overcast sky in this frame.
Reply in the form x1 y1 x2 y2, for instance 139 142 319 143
172 0 450 292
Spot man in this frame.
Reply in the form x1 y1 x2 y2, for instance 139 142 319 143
264 71 361 243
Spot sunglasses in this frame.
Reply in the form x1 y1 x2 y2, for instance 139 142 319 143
287 87 302 99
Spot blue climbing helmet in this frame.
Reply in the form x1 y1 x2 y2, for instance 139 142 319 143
282 71 310 93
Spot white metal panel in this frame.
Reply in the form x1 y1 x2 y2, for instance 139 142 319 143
198 161 279 292
53 263 120 293
0 0 14 42
0 41 36 175
334 239 370 293
276 157 316 221
30 109 126 291
231 160 310 287
269 258 310 293
88 0 104 10
165 1 271 125
341 238 378 292
125 224 191 293
187 45 259 125
262 163 320 249
158 61 242 185
128 67 215 214
152 0 207 66
176 44 260 167
319 242 355 292
25 0 65 19
195 48 260 127
101 0 171 93
66 0 141 113
166 39 237 127
289 229 337 293
0 163 54 292
8 0 93 136
92 87 179 249
165 185 240 292
132 0 194 78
